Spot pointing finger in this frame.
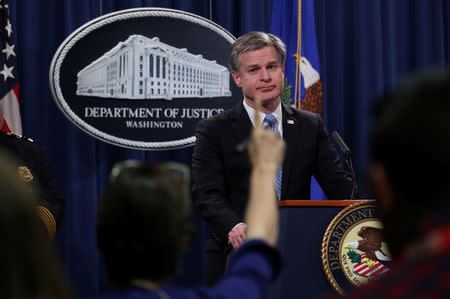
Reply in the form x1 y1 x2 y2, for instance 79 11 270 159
253 98 263 129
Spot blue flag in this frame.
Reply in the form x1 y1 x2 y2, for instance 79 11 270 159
270 0 327 200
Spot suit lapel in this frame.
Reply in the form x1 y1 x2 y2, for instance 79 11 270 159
229 103 298 200
231 103 252 148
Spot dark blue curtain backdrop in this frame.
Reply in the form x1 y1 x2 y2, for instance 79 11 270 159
8 0 450 298
315 1 450 194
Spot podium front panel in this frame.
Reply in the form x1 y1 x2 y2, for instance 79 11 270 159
267 200 363 299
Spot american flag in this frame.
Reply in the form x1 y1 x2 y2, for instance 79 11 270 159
0 0 21 134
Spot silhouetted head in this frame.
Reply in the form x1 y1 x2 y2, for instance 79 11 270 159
370 69 450 257
97 161 193 285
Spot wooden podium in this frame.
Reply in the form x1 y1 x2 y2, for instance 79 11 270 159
266 200 363 299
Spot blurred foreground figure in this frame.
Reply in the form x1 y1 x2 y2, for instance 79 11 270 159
346 70 450 298
94 107 285 299
0 151 71 299
0 104 65 238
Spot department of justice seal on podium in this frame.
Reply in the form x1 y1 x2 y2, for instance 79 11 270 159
321 201 392 295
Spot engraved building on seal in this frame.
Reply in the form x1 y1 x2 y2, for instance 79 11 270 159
76 34 232 100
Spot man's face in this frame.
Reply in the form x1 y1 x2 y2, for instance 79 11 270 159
232 46 284 112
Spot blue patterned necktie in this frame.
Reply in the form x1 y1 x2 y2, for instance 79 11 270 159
263 114 283 201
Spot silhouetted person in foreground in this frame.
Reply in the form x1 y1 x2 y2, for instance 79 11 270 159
0 103 65 238
345 70 450 298
94 100 285 299
0 150 71 299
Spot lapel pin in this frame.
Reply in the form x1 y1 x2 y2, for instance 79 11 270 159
287 119 295 125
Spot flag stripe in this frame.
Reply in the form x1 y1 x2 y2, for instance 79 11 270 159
13 84 19 100
1 117 10 132
1 86 22 133
0 0 22 134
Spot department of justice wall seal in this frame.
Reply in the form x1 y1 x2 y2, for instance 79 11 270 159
321 201 392 295
50 8 240 150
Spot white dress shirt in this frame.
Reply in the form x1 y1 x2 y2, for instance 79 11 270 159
243 99 283 137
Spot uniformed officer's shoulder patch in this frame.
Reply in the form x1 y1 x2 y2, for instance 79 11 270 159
321 201 392 295
7 131 34 142
18 166 34 182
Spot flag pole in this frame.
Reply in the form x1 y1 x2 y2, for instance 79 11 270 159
294 0 302 109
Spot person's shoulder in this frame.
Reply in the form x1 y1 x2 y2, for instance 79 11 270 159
197 104 241 129
5 132 47 156
7 131 34 141
283 104 321 123
3 131 36 147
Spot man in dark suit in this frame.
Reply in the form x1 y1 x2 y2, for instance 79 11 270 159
0 103 64 238
192 31 352 285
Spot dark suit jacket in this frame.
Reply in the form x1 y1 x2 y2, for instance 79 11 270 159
192 103 352 249
0 131 65 237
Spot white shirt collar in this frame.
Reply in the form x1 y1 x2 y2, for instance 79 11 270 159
243 99 283 136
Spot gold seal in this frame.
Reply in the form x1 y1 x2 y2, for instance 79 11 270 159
321 201 392 295
18 166 34 182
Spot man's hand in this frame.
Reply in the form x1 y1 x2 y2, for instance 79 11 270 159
228 223 247 249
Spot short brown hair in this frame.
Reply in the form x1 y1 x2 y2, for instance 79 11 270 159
230 31 286 73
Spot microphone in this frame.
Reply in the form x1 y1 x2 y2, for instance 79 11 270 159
331 131 359 200
332 131 351 158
